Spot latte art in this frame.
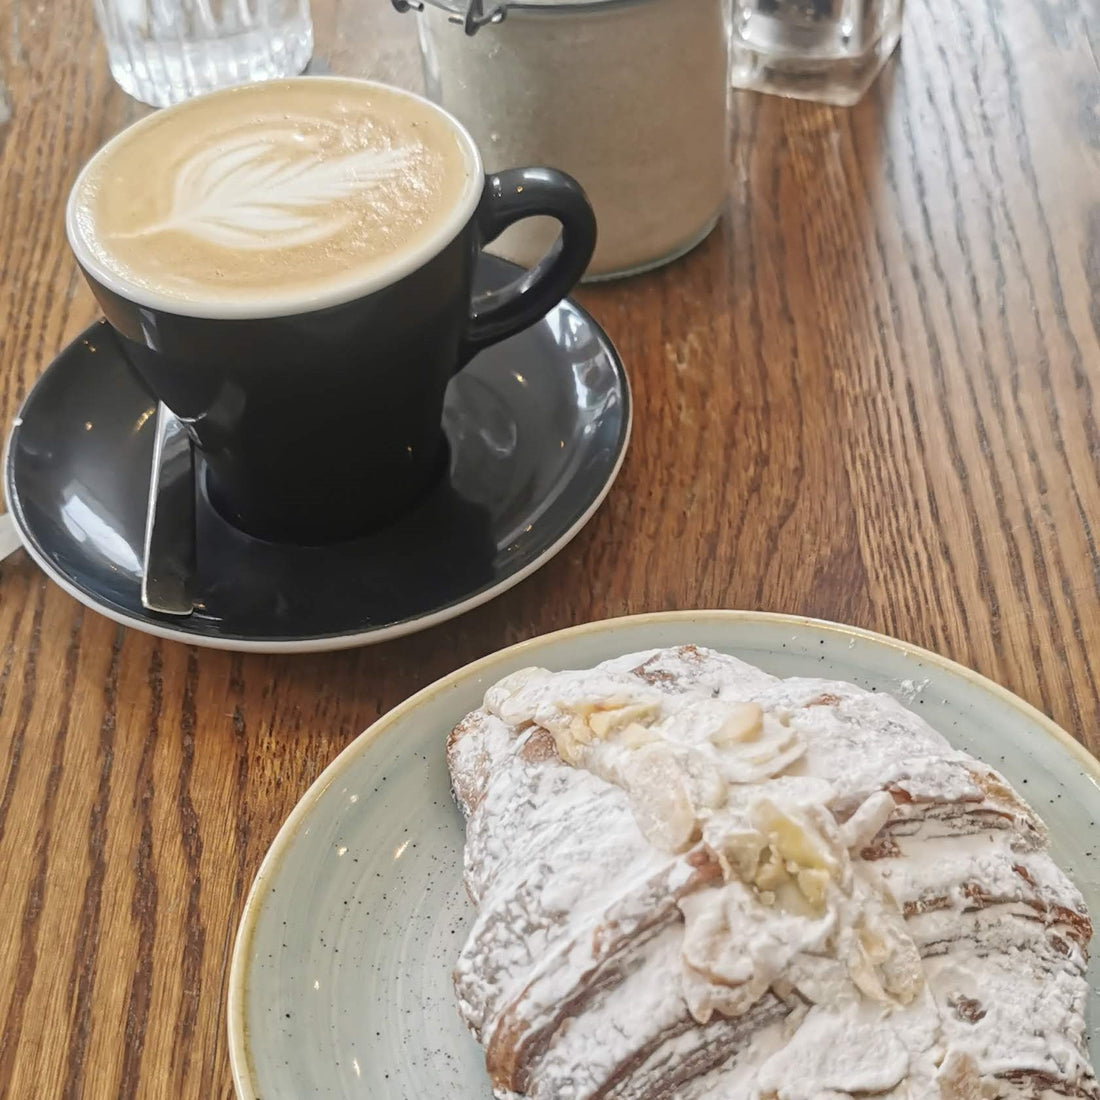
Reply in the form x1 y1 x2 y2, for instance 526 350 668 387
68 79 478 312
122 127 417 252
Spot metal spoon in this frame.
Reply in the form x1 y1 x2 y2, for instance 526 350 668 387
141 402 196 616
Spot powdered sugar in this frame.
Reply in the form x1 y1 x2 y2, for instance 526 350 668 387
451 645 1096 1100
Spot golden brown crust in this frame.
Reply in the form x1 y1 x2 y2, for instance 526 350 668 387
446 712 486 815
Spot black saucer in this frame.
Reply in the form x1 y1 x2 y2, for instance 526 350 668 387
5 257 630 652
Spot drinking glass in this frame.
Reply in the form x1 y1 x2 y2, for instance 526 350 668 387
730 0 903 106
92 0 313 108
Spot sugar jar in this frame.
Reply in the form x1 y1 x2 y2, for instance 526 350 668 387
392 0 732 280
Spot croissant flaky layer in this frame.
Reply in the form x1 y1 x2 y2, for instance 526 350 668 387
448 645 1096 1100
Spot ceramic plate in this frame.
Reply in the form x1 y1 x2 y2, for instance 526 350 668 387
5 256 630 652
228 610 1100 1097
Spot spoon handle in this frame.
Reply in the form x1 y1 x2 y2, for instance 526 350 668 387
0 512 22 561
141 402 196 617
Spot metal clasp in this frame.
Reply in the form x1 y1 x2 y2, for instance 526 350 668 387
391 0 508 35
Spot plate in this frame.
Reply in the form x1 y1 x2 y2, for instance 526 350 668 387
5 256 630 652
228 610 1100 1096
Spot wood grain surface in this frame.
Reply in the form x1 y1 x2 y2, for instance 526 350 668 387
0 0 1098 1096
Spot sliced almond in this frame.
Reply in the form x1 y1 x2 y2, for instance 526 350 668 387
796 868 831 912
878 925 924 1004
483 666 549 720
621 744 697 852
588 701 660 739
751 798 838 875
753 845 790 892
839 790 896 851
551 713 596 764
848 939 889 1003
704 821 765 882
677 748 727 811
773 879 815 917
617 721 659 749
709 702 764 746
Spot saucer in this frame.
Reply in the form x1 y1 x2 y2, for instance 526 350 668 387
5 257 631 652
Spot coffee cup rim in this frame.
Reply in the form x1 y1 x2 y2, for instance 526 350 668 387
65 77 486 321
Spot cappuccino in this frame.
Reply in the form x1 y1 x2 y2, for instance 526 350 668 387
68 78 479 314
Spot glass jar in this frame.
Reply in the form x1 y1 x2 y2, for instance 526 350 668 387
394 0 732 281
730 0 904 106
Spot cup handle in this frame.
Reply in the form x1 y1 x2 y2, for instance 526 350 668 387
459 167 597 365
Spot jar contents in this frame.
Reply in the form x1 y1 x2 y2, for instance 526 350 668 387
418 0 731 280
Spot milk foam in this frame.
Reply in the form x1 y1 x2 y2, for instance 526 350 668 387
122 127 418 252
68 79 479 315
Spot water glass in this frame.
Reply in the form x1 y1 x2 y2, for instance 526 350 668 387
730 0 904 106
93 0 314 108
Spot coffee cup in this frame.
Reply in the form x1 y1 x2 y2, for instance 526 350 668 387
66 77 596 543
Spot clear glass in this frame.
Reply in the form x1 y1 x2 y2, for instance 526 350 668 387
92 0 314 108
731 0 903 106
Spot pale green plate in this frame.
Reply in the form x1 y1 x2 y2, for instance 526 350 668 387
228 611 1100 1099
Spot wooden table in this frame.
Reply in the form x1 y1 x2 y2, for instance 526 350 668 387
0 1 1097 1096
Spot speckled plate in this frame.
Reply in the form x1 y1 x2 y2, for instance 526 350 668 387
228 610 1100 1098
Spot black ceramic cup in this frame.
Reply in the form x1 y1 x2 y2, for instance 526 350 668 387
66 79 596 544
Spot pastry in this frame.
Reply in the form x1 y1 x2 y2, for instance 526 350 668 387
448 645 1096 1100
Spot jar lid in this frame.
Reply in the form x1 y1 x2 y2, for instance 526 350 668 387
391 0 628 34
